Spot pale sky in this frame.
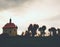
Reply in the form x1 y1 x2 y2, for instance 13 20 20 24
0 0 60 35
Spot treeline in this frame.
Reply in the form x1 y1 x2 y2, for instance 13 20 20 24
21 24 60 37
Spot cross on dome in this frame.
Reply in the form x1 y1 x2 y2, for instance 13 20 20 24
10 18 12 23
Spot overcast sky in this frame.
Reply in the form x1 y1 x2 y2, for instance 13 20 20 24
0 0 60 35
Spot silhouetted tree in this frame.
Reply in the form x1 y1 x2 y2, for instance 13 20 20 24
39 25 46 36
48 28 52 36
21 32 24 36
25 31 31 37
28 24 33 37
57 28 60 36
38 27 42 36
49 27 57 36
28 24 39 37
28 24 33 32
32 24 39 37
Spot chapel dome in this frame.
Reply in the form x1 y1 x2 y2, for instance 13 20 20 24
3 19 17 29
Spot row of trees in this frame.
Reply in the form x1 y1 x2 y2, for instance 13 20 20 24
21 24 60 37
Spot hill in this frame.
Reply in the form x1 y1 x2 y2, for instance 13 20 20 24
0 34 60 47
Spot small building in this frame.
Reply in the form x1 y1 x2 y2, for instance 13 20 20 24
3 19 18 36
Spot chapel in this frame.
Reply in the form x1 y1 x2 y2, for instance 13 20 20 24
3 19 18 36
